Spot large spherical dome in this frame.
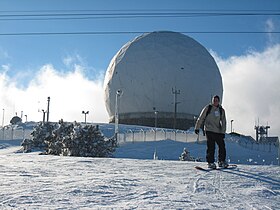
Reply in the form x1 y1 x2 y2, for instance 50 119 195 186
104 31 223 129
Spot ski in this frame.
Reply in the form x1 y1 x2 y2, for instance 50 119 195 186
195 164 237 172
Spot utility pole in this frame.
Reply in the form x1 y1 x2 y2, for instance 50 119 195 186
172 87 180 129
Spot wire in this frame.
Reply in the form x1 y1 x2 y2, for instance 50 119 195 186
0 10 279 21
0 10 278 36
0 31 279 36
0 9 279 13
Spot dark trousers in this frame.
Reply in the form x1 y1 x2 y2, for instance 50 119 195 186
205 131 226 163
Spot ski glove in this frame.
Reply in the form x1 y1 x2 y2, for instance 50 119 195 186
195 129 199 135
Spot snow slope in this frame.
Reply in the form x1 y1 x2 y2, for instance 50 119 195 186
115 139 278 165
0 124 279 209
0 150 279 209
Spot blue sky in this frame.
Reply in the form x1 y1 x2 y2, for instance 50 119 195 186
0 0 280 137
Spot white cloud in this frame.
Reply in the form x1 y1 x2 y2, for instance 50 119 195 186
215 44 280 138
265 18 280 45
62 54 84 68
265 19 275 33
0 48 9 60
0 64 108 125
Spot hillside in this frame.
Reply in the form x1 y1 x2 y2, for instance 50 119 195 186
0 135 279 209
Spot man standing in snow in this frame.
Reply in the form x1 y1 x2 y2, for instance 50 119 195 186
194 95 228 169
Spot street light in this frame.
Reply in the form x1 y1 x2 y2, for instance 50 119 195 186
46 97 50 122
115 89 123 140
231 119 234 133
82 111 89 124
42 109 46 123
172 87 180 129
2 108 5 127
154 111 158 128
24 115 28 122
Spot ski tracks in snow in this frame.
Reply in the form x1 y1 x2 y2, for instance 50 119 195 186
192 168 234 209
193 164 280 209
0 149 279 209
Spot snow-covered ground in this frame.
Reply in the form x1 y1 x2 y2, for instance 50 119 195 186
0 124 279 209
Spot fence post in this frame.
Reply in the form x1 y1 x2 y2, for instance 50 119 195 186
11 126 14 140
278 138 280 166
1 128 4 140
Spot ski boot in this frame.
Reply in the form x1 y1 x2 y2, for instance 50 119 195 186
218 161 229 168
208 163 217 169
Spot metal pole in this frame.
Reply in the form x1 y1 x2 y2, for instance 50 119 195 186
82 111 89 124
42 109 46 123
278 138 280 166
2 108 4 127
115 89 123 140
172 87 180 129
154 111 158 128
115 93 119 138
46 97 50 122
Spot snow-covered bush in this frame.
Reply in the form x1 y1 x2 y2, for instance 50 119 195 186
21 122 54 152
21 120 117 158
179 148 202 162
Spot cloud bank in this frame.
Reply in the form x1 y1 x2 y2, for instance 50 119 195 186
215 44 280 137
0 64 108 125
0 44 279 138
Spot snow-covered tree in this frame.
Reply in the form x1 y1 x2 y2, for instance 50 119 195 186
21 122 54 152
21 120 117 158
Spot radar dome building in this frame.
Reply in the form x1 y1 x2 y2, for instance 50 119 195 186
104 31 223 130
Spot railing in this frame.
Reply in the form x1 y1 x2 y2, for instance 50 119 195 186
0 126 207 144
0 127 33 141
238 139 278 152
116 128 206 143
1 126 277 153
227 135 278 153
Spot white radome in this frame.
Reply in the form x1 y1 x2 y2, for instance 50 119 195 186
104 31 223 129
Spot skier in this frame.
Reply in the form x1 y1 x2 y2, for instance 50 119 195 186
194 95 228 169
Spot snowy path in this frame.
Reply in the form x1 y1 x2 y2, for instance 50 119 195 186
0 148 279 209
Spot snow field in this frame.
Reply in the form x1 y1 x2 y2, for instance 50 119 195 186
0 147 279 210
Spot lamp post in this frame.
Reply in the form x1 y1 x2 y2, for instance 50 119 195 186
82 111 89 124
46 97 50 122
1 108 4 140
24 115 27 122
231 119 234 133
2 108 4 127
115 89 123 140
172 87 180 129
154 111 158 128
42 109 46 123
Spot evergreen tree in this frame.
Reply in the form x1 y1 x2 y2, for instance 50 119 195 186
21 120 117 158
